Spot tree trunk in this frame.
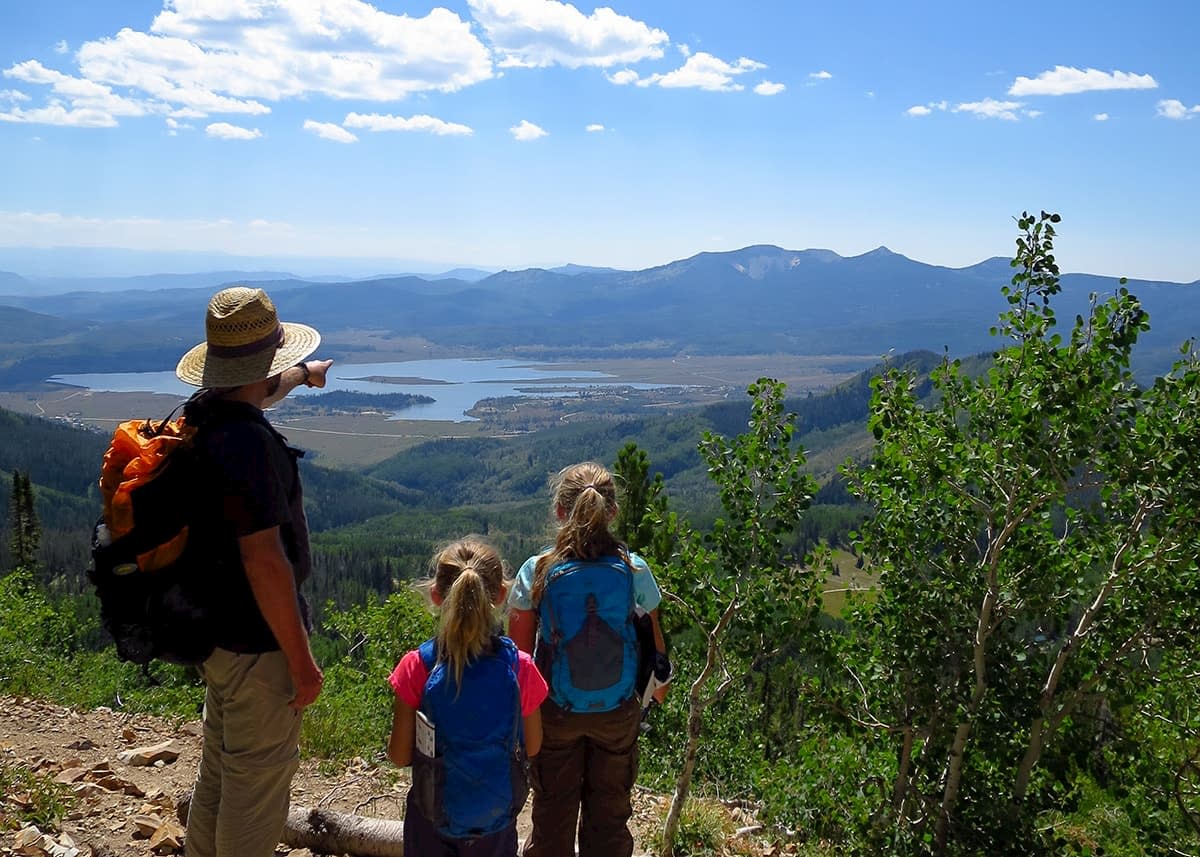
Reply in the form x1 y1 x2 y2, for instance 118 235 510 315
1011 508 1149 804
934 576 999 852
178 794 406 856
281 806 407 856
660 698 704 857
659 597 739 857
892 726 914 813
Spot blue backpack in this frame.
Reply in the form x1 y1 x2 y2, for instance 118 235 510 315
535 555 639 713
411 636 529 840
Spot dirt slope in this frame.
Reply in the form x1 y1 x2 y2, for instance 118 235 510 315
0 696 680 857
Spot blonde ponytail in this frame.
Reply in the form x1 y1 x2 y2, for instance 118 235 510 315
429 538 506 689
531 462 625 606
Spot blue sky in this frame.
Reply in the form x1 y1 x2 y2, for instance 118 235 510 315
1 0 1197 281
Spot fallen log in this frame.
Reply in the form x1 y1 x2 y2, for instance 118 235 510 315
277 806 406 856
177 793 405 856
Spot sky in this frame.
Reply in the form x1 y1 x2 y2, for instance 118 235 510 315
1 0 1198 282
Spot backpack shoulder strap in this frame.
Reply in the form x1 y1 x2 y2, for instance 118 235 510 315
418 638 438 672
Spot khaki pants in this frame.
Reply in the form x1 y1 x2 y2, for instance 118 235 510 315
522 696 642 857
185 648 301 857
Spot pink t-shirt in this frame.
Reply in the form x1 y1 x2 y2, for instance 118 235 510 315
389 643 548 716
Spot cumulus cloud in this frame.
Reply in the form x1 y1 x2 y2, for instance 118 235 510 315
906 100 948 117
607 69 639 85
344 112 473 136
206 121 261 140
0 103 119 127
55 41 69 55
4 0 494 129
1157 99 1200 119
1094 113 1109 121
1009 66 1157 96
467 0 668 69
954 98 1024 121
586 123 605 131
3 59 151 124
808 70 832 80
637 52 766 92
754 81 785 96
0 89 31 103
303 119 358 143
510 119 548 141
164 116 193 136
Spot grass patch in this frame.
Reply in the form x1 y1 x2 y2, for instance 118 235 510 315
0 761 76 832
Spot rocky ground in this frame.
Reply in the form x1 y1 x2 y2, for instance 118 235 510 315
0 696 759 857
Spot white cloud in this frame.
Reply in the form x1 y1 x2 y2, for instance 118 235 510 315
206 121 261 140
585 123 605 132
510 119 548 141
906 100 948 117
0 0 495 129
809 70 832 80
1009 66 1157 96
607 69 639 85
3 59 151 124
303 119 358 143
467 0 668 69
0 89 31 103
1023 109 1043 118
678 43 691 58
1094 113 1109 121
638 52 766 93
0 103 119 127
1157 99 1200 119
55 41 69 55
754 81 785 96
954 98 1024 121
344 112 474 136
165 116 193 136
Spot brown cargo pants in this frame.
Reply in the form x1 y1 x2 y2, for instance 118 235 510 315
521 695 642 857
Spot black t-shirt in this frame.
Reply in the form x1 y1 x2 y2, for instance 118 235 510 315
188 397 311 653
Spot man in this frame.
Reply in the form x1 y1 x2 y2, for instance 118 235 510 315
175 286 331 857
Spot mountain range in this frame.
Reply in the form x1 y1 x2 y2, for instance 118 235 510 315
0 244 1196 386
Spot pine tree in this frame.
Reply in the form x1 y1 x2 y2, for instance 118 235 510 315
8 471 40 570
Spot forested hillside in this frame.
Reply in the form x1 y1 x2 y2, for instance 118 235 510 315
0 345 890 609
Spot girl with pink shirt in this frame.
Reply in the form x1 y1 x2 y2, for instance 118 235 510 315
388 537 548 857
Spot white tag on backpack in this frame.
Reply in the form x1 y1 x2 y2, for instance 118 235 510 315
415 710 436 758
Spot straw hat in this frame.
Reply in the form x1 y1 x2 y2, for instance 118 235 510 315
175 287 321 388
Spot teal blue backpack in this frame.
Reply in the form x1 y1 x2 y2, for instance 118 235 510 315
534 555 639 712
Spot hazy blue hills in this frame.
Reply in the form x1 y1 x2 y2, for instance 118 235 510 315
0 244 1196 385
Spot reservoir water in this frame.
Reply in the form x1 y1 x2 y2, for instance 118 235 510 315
49 358 668 423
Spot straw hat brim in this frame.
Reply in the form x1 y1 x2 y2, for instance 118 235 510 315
175 322 321 388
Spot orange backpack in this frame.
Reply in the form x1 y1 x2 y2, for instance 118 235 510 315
97 414 197 573
90 409 217 665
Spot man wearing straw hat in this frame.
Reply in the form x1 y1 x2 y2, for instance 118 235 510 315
175 286 330 857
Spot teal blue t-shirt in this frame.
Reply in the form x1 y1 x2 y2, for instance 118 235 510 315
508 550 662 612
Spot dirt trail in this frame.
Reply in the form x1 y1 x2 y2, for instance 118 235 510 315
0 696 676 857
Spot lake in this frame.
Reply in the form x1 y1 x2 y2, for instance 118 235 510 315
49 358 673 422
